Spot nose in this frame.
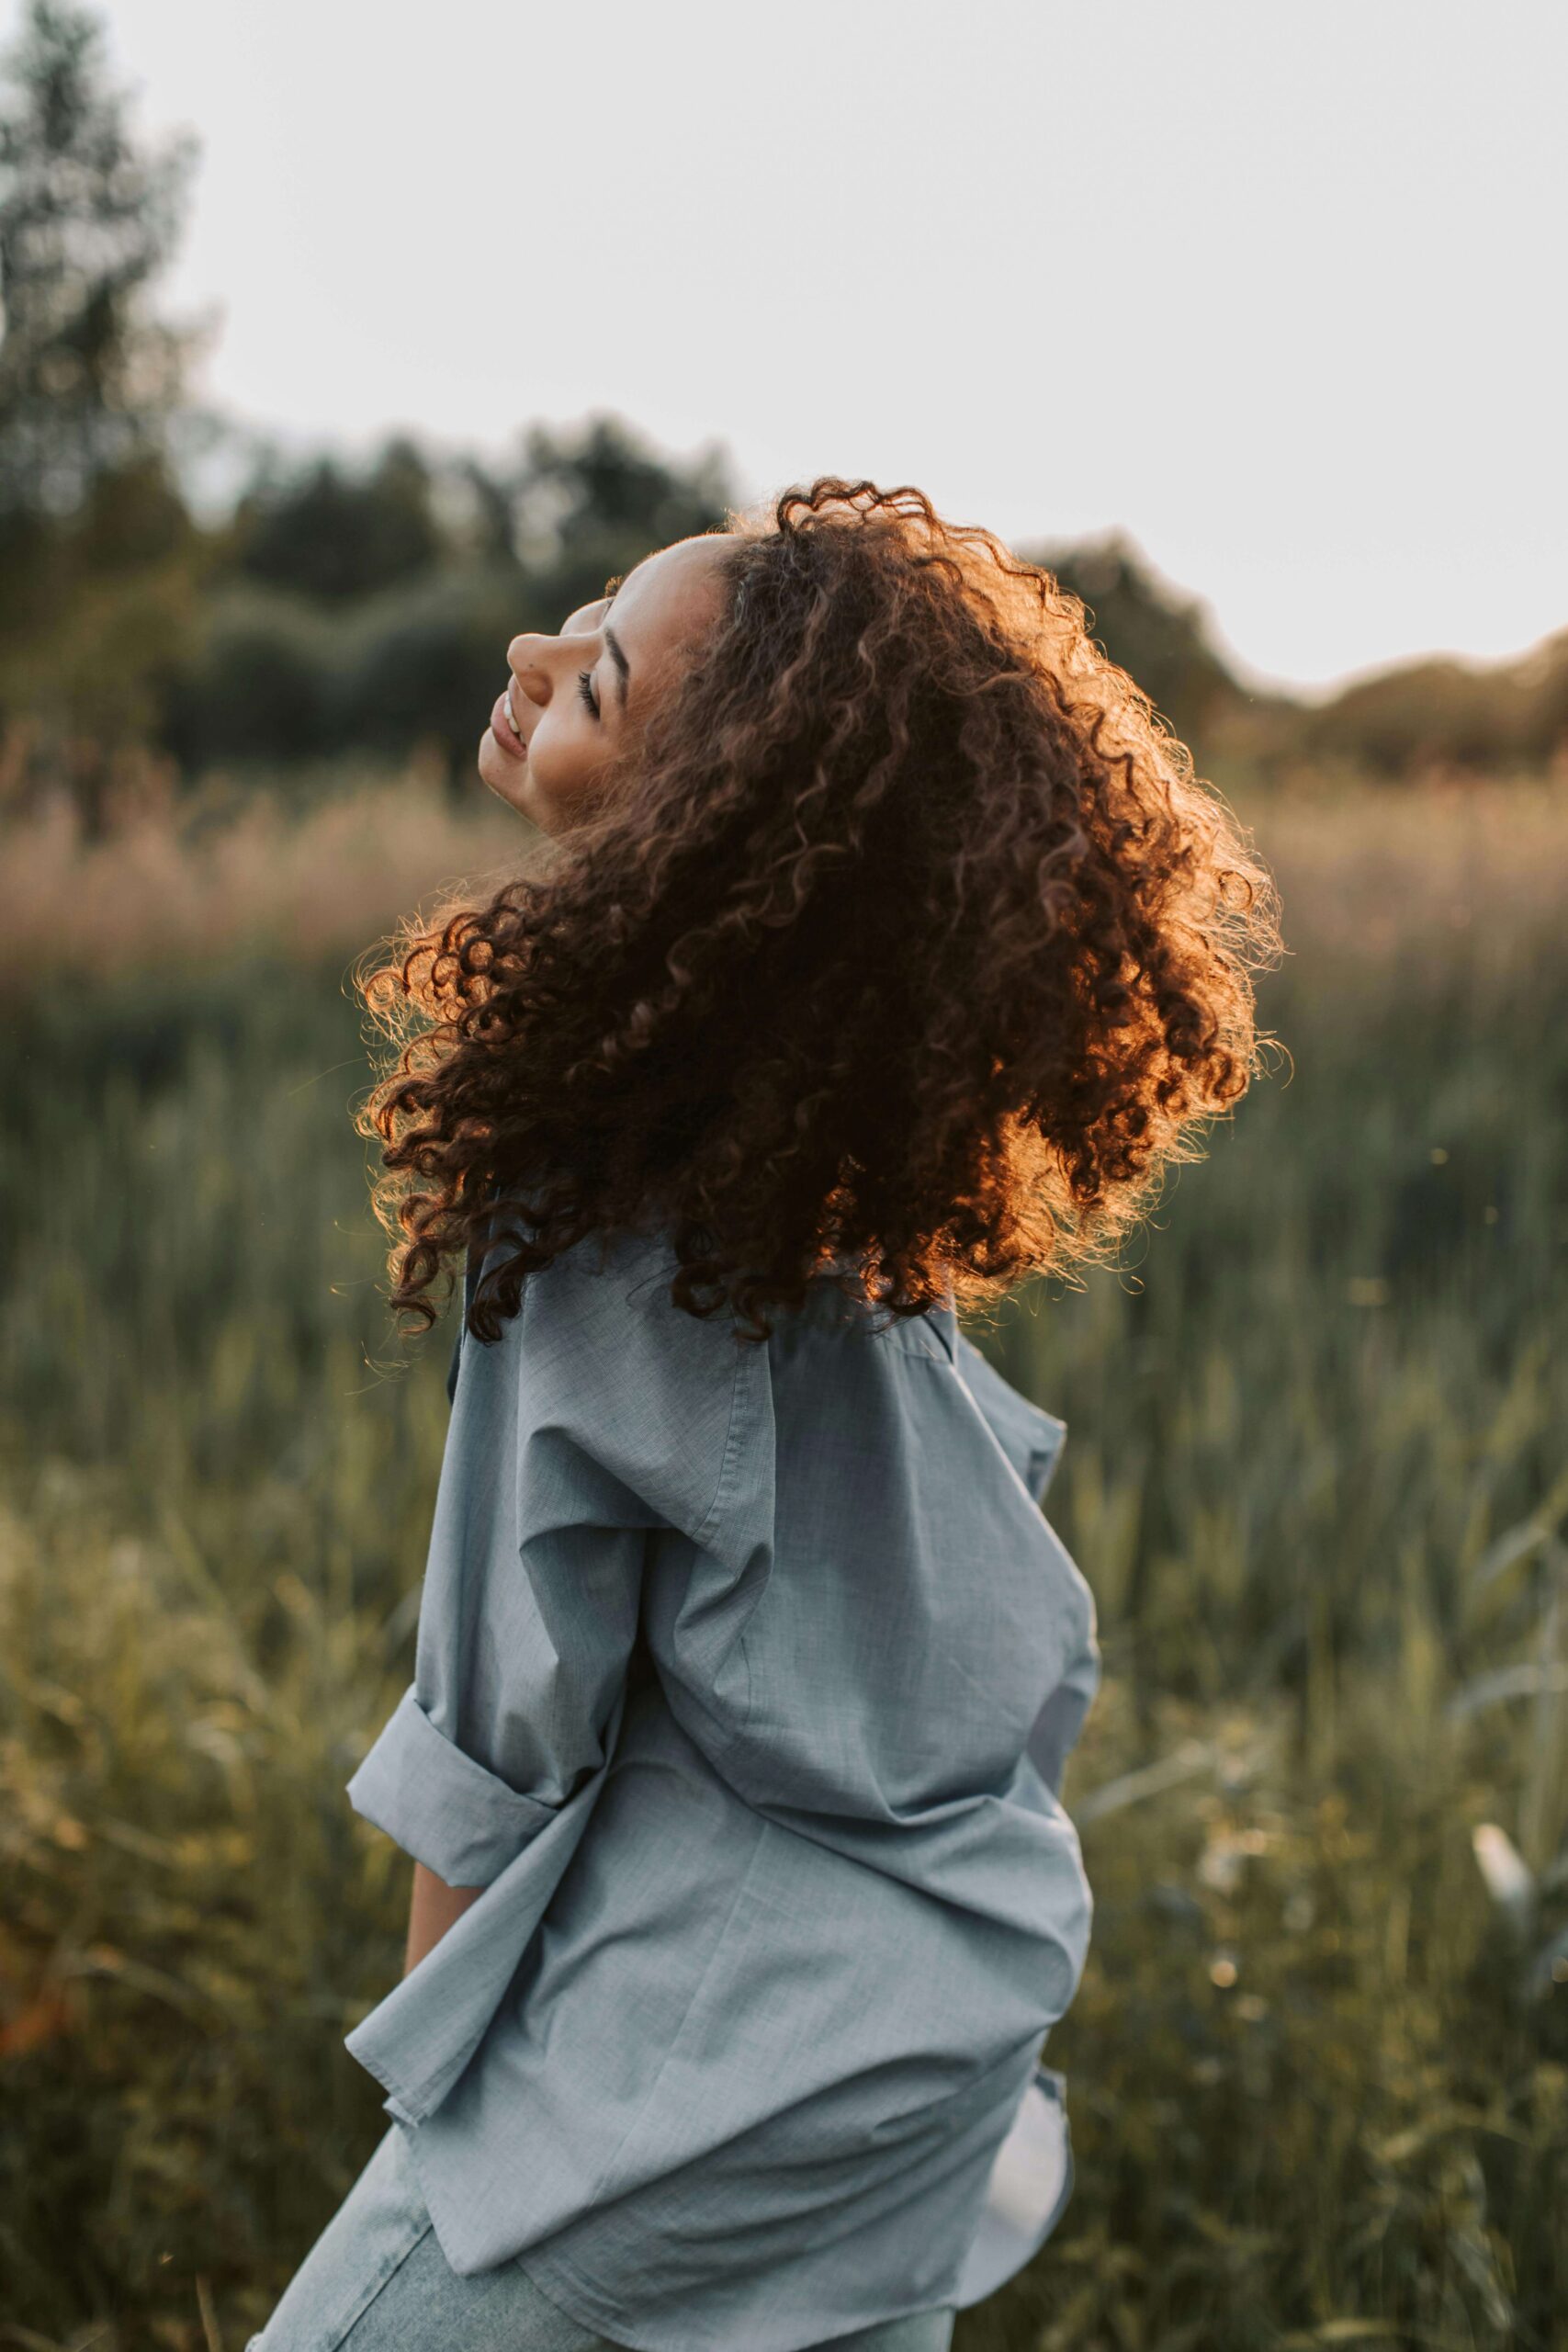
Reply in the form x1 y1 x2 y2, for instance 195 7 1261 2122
507 633 556 707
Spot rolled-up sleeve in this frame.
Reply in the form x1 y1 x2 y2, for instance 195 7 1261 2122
346 1226 745 1889
345 1684 563 1887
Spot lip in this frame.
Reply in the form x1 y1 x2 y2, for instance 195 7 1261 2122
489 687 528 763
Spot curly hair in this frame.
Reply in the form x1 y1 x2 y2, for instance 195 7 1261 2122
355 476 1281 1347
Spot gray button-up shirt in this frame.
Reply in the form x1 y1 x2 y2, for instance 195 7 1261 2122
344 1221 1100 2352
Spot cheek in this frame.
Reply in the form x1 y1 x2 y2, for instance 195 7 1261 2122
529 721 595 794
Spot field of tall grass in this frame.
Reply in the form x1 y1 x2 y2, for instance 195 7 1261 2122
2 774 1564 2351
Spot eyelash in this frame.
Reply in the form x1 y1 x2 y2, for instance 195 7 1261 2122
576 668 600 719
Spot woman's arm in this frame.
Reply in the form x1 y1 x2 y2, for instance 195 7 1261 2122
404 1859 484 1977
346 1229 739 1992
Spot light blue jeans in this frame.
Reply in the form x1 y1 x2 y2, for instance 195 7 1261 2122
248 2121 956 2352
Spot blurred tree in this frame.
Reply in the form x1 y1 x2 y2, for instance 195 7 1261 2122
0 0 197 514
513 413 734 616
1024 530 1247 755
0 0 205 830
1302 629 1568 780
158 587 329 770
456 451 523 567
232 437 444 604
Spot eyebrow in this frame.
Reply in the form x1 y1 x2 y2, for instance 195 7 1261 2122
603 623 631 713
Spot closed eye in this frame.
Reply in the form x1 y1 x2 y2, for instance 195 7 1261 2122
576 668 600 719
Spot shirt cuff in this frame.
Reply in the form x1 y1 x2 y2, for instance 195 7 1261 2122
344 1684 558 1887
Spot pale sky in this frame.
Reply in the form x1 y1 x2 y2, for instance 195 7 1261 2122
11 0 1564 694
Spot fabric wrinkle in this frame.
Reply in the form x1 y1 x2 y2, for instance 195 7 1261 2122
339 1219 1100 2352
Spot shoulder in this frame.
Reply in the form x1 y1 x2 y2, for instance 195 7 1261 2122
952 1329 1067 1505
465 1222 751 1546
507 1226 743 1393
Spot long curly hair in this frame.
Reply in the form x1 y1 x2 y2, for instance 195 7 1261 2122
355 477 1281 1347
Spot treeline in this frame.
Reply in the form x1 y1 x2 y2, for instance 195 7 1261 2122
1035 538 1568 787
2 1 1563 842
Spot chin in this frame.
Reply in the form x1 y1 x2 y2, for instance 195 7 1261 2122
478 729 533 817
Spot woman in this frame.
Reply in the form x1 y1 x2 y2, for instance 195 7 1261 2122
251 479 1278 2352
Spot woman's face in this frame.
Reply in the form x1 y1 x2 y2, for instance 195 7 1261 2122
479 532 735 834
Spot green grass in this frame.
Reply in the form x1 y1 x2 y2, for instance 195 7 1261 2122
1 780 1565 2350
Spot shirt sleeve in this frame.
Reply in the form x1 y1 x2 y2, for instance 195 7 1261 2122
345 1226 746 1888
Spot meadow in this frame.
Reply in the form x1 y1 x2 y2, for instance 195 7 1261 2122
1 774 1564 2352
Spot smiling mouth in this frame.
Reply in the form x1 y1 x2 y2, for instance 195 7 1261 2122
489 681 529 763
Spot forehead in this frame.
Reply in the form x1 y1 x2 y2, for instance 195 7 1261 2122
566 536 732 642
